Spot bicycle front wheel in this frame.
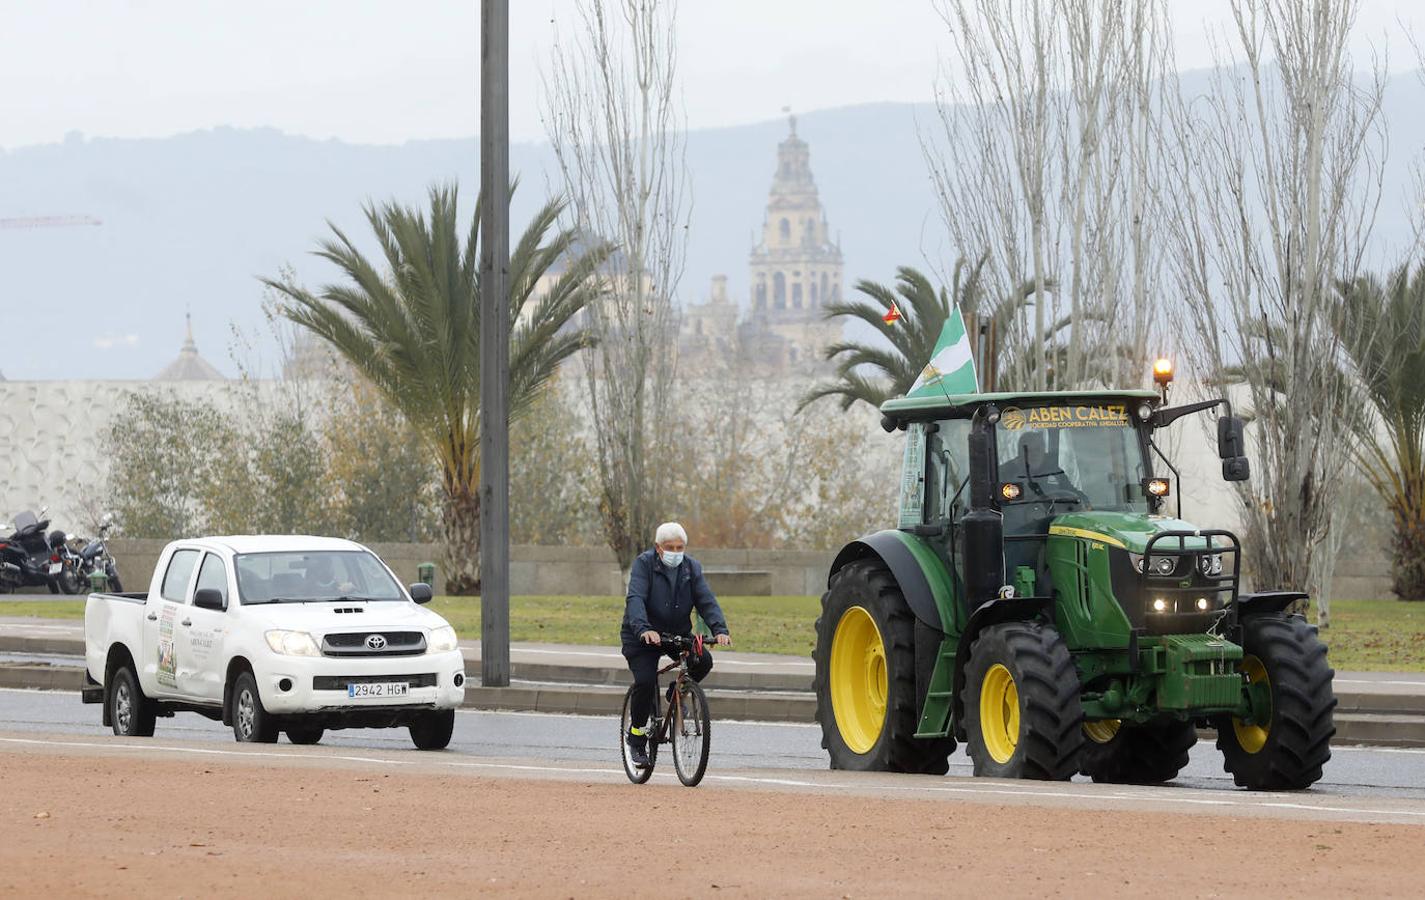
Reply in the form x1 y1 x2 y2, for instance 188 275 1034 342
620 684 656 784
671 679 711 787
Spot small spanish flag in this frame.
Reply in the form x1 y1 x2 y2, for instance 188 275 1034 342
883 301 902 325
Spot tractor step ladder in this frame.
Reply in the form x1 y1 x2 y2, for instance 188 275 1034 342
914 638 958 739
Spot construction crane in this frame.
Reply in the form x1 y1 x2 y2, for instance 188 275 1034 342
0 215 103 229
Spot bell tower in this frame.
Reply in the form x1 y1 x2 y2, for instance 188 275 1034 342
749 114 843 368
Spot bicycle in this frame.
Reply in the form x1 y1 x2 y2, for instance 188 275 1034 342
620 632 714 787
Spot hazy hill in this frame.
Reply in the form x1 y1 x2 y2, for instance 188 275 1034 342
2 81 1420 380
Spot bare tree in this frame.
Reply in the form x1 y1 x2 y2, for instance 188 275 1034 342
544 0 690 574
1159 0 1387 624
924 0 1170 390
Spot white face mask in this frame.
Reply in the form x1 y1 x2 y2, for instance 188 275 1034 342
661 549 684 569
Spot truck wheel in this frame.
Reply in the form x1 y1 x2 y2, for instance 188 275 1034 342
963 621 1083 780
409 709 455 750
1213 614 1335 790
1079 717 1198 784
231 671 279 743
109 665 156 737
286 725 325 745
813 559 955 775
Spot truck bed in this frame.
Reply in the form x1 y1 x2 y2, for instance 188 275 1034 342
88 592 148 604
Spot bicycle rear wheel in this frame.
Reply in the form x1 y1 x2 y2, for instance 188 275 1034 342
620 684 656 784
671 679 711 787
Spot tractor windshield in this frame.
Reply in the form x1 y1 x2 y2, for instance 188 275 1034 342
995 403 1149 516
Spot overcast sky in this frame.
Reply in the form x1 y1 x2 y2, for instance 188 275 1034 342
1 0 1419 150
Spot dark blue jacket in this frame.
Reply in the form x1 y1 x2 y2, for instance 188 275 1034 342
621 549 728 647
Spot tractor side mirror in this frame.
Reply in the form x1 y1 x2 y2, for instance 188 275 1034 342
968 427 994 509
1223 457 1251 482
1217 416 1245 460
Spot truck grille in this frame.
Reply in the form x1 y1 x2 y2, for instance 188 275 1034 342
321 631 426 657
312 673 438 690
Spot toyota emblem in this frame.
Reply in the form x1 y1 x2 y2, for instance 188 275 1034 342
365 634 388 651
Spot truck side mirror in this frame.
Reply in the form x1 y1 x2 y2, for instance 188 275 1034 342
409 583 433 604
1217 415 1245 460
193 588 226 611
1223 457 1251 482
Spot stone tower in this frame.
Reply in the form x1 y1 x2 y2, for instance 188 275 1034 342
748 114 843 370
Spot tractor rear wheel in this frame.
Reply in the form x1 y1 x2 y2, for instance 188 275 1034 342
1079 717 1198 784
963 621 1083 780
813 559 955 775
1213 614 1335 790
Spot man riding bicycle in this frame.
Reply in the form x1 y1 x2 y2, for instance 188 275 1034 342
622 522 731 767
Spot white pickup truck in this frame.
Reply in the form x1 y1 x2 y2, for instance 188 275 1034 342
82 535 465 749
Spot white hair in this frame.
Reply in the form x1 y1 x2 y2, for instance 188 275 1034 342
655 522 687 545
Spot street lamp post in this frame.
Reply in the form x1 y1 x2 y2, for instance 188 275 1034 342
479 0 511 688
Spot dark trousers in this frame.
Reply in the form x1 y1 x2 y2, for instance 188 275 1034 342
623 642 713 729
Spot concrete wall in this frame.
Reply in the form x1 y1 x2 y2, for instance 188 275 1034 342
108 540 836 598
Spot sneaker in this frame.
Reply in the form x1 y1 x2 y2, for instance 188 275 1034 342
626 729 650 768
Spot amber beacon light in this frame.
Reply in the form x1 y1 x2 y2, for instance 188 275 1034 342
1152 357 1174 386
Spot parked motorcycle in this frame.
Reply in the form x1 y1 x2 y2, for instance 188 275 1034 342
0 508 63 593
73 514 122 592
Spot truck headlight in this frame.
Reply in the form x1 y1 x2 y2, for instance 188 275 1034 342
427 625 459 653
265 629 321 657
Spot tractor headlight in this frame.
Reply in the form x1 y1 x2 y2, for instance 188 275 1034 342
1152 598 1169 612
1129 553 1178 576
1198 554 1224 576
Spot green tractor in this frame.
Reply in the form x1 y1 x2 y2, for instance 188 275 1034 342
812 368 1335 790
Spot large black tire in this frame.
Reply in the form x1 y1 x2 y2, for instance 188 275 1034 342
1213 614 1335 790
409 709 455 750
813 559 956 775
231 671 280 743
962 621 1083 780
286 724 325 745
108 665 156 737
1079 717 1198 784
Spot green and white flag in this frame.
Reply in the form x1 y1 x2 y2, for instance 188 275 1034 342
906 306 978 398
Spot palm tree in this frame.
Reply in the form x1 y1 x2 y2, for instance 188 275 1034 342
798 260 1042 412
265 185 608 595
1336 263 1425 601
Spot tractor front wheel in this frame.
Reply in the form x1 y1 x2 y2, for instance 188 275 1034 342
1213 614 1335 790
1079 717 1198 784
963 621 1083 780
813 559 955 775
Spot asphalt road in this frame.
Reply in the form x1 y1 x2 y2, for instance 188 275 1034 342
4 686 1424 806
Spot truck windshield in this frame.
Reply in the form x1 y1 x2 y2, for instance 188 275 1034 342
995 403 1149 513
234 551 405 604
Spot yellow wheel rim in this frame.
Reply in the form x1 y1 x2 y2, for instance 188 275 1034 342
979 663 1020 764
1084 719 1122 744
829 606 888 754
1232 655 1271 754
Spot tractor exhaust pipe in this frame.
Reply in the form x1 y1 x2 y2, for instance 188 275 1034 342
964 418 1005 605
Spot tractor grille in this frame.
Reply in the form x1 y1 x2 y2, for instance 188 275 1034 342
312 673 437 691
321 631 426 657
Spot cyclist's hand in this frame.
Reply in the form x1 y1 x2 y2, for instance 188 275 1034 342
641 630 661 645
715 633 731 647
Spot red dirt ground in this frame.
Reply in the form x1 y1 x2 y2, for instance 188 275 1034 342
3 752 1422 898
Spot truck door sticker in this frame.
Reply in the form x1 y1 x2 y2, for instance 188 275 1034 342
157 603 177 687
